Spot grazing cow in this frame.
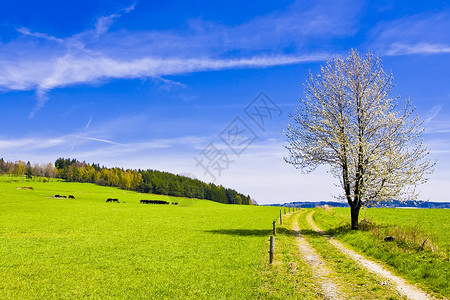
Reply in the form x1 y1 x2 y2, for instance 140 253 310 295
384 236 395 242
140 200 169 205
68 195 75 199
172 202 178 205
106 198 119 203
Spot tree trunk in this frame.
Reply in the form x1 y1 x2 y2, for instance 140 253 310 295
351 206 360 230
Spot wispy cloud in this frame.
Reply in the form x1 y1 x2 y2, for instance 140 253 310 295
425 105 443 124
385 42 450 56
0 137 66 151
94 3 136 36
95 14 121 36
0 133 207 160
0 132 445 203
16 27 64 43
123 3 137 13
370 11 450 56
0 51 328 94
0 0 361 115
425 121 450 134
423 105 450 134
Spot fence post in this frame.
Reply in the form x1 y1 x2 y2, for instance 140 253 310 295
273 221 276 235
284 208 286 215
269 236 275 264
279 210 282 225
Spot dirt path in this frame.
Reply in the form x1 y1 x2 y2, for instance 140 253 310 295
306 212 432 300
292 219 345 300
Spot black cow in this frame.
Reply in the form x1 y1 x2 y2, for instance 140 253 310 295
106 198 119 203
384 236 395 242
68 195 75 199
140 200 169 205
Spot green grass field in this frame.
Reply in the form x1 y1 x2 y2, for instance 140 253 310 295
0 177 319 299
2 177 449 299
312 207 450 298
294 209 407 299
357 207 450 250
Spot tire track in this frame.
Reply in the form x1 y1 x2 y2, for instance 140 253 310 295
292 218 345 300
306 211 432 300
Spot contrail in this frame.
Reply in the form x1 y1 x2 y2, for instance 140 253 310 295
72 135 123 145
84 116 93 129
70 117 93 152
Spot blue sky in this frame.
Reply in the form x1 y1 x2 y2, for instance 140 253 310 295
0 0 449 204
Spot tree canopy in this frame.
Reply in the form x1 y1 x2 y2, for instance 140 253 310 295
284 50 434 229
54 158 252 205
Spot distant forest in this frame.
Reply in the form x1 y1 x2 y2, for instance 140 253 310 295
0 158 252 205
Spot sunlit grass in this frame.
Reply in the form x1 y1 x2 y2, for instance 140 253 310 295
0 178 282 298
259 211 324 299
295 209 406 300
313 207 450 298
0 177 327 299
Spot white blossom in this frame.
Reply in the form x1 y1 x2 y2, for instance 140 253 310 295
284 50 434 228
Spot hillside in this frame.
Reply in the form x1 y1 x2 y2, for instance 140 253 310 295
0 157 253 205
0 177 281 298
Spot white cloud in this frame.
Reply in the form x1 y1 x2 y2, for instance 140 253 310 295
16 27 64 43
423 106 450 134
0 0 362 115
95 14 121 36
151 77 188 91
425 105 443 124
370 11 450 56
0 137 66 151
29 88 50 118
0 52 328 97
0 132 447 203
94 2 136 36
123 3 137 13
386 42 450 56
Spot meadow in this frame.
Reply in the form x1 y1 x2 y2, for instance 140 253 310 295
0 177 317 299
312 207 450 298
1 176 449 299
357 207 449 251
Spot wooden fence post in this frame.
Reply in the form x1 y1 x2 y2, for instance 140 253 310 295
273 221 276 235
279 210 282 225
269 236 275 264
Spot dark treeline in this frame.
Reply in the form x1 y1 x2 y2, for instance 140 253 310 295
54 158 252 205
